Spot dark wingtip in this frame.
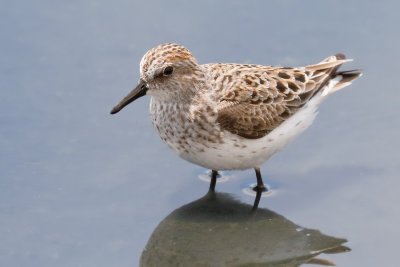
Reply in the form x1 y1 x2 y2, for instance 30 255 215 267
335 53 346 60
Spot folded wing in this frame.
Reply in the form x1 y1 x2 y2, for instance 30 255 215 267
214 54 361 139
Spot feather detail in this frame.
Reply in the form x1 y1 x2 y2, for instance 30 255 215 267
211 54 361 139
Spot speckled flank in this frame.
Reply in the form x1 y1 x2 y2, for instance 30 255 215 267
135 43 361 170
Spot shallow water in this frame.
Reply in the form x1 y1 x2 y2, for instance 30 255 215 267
1 1 400 266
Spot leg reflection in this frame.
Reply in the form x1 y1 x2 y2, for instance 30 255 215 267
252 189 263 211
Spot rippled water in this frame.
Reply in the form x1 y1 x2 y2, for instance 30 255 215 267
1 1 399 266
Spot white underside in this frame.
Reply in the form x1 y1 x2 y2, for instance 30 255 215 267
178 77 341 170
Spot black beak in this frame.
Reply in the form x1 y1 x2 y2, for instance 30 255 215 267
110 79 148 114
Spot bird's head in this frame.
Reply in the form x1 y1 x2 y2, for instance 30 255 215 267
110 43 202 114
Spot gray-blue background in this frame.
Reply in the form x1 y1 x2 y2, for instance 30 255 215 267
1 1 399 266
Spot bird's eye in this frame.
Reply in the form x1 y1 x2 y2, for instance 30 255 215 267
163 66 174 76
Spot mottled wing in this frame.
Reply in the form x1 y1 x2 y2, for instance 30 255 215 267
212 55 353 139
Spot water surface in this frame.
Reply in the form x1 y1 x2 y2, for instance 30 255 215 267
1 1 399 266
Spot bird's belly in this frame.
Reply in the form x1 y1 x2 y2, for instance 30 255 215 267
150 95 322 170
186 100 320 170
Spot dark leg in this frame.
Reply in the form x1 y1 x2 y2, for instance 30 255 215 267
253 167 267 192
252 189 263 211
209 170 219 192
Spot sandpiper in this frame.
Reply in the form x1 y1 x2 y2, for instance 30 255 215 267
110 43 361 192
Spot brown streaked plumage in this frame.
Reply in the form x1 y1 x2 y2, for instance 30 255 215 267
205 55 357 139
111 43 362 192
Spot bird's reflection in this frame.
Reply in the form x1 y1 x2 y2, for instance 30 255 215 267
140 191 350 266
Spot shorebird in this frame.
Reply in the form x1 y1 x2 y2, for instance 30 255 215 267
110 43 361 192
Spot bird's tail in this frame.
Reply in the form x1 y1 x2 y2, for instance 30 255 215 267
306 53 362 96
328 69 363 95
